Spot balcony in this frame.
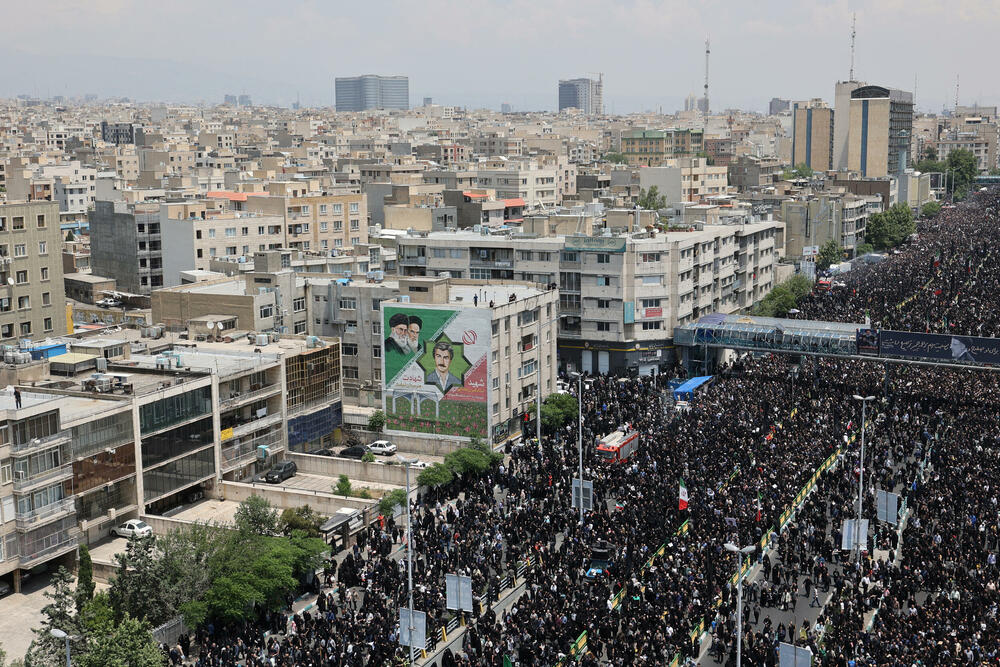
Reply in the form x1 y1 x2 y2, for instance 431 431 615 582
471 258 514 269
12 431 70 455
19 531 79 569
13 465 73 494
16 498 76 531
400 256 427 266
221 430 284 472
220 383 281 409
228 412 283 440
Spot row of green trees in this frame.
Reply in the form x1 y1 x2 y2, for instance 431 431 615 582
865 203 916 250
753 275 815 317
417 437 503 488
915 147 979 200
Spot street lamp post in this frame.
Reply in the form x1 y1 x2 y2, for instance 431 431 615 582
49 628 70 667
400 457 416 664
571 371 585 525
723 542 756 667
853 395 876 562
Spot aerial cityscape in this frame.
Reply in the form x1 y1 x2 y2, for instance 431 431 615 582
0 2 998 665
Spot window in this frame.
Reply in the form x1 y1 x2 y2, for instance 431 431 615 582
320 204 328 214
17 296 28 310
342 343 358 355
349 202 359 213
561 251 578 262
641 252 661 262
641 298 661 308
259 304 273 318
209 248 217 257
208 229 216 239
36 214 46 228
293 297 306 312
43 318 52 332
372 298 382 311
596 275 610 287
343 366 359 379
334 239 343 247
294 321 306 334
225 246 237 256
225 227 236 238
332 203 343 214
642 321 662 330
241 227 249 236
37 241 46 255
449 248 464 259
350 219 359 231
0 324 11 338
19 322 31 336
518 250 533 261
0 462 10 485
12 217 24 230
258 226 265 235
339 298 357 310
596 322 611 331
350 237 359 246
320 221 328 232
641 275 661 285
372 345 381 358
333 220 343 231
13 244 25 257
596 253 610 264
597 299 611 308
15 270 27 284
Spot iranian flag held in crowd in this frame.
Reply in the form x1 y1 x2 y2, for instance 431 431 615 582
679 479 689 511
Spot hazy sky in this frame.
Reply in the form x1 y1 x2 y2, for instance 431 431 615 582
3 0 998 113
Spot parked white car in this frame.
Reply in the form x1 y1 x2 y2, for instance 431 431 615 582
369 440 397 455
111 519 153 539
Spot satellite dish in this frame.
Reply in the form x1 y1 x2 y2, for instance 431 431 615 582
217 322 224 330
6 278 13 286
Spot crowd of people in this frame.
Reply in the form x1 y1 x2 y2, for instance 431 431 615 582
179 189 1000 666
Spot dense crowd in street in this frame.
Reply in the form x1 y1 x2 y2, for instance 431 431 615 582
181 190 1000 666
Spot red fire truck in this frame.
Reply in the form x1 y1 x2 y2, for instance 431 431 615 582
596 428 640 463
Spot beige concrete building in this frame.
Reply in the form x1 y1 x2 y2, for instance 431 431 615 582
791 101 834 172
846 86 914 178
0 202 68 340
236 189 369 252
620 129 705 167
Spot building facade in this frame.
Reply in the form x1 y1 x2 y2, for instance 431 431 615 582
792 102 834 172
620 129 705 167
0 202 68 341
558 77 603 115
335 75 409 112
847 85 914 178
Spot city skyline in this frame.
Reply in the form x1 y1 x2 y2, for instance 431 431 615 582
2 0 998 113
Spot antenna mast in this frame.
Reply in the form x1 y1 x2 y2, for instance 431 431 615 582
703 38 710 114
955 74 960 112
849 13 856 80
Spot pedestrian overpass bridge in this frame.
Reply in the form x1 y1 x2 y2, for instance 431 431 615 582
672 312 1000 373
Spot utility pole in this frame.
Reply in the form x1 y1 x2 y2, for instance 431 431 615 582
853 395 875 562
724 543 756 667
536 306 542 448
404 459 415 664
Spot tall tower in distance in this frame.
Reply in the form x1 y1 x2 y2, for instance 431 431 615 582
558 76 603 115
698 39 710 114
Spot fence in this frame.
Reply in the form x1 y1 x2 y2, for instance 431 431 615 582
152 616 189 647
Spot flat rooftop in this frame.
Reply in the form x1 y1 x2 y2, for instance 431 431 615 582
448 283 546 306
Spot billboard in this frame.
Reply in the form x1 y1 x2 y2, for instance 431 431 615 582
879 330 1000 366
382 304 491 439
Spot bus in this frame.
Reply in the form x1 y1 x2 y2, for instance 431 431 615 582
596 428 640 463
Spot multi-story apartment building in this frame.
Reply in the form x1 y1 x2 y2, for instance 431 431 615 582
620 129 705 167
468 134 524 157
89 201 164 294
0 329 342 591
665 157 729 202
780 193 869 259
6 161 97 221
558 77 603 115
792 101 834 172
0 202 67 341
239 189 370 252
474 161 562 208
393 224 779 374
100 121 142 145
936 118 999 172
847 85 914 178
335 75 409 112
727 156 783 191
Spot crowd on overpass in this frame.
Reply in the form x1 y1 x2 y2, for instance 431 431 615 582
176 190 1000 666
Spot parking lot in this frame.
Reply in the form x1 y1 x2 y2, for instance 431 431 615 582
280 472 402 496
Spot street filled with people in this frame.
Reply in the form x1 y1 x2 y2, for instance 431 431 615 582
183 190 1000 666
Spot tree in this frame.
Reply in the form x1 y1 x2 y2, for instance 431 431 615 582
79 593 116 636
603 152 627 164
233 494 279 536
378 489 407 515
26 567 84 667
921 201 942 218
334 474 353 497
782 163 814 180
636 186 666 210
76 615 164 667
865 203 914 250
444 448 491 477
534 393 578 433
367 410 386 433
417 463 454 488
108 535 174 627
361 452 376 463
279 505 325 538
947 148 978 194
754 275 815 317
76 544 96 612
922 146 937 161
468 436 502 465
65 230 75 242
816 239 842 271
855 243 875 257
865 211 891 250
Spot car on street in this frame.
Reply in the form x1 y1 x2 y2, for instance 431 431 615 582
112 519 153 539
369 440 397 455
311 448 335 457
338 445 371 460
264 460 297 483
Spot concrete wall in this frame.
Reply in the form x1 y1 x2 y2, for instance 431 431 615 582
220 480 378 513
288 452 408 485
363 429 465 456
